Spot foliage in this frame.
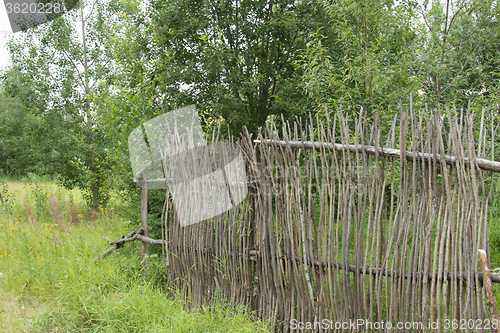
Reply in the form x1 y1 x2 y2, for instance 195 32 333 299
416 0 500 108
0 180 270 332
298 0 500 123
108 0 327 135
2 0 122 209
300 0 422 119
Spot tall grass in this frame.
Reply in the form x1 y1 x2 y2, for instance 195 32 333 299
0 179 270 332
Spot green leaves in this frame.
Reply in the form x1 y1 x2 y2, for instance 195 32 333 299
1 0 123 208
117 0 324 134
1 0 499 211
416 0 500 107
298 0 500 121
300 0 420 120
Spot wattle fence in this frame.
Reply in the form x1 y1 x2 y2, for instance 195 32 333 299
131 105 500 332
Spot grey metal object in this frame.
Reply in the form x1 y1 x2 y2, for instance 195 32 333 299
3 0 79 33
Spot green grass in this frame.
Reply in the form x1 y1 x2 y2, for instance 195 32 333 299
488 177 500 308
0 180 270 332
3 176 498 331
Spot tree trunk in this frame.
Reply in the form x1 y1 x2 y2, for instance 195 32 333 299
80 2 99 211
91 149 98 210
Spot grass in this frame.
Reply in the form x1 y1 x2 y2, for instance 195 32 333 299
0 179 270 332
2 175 499 331
488 177 500 307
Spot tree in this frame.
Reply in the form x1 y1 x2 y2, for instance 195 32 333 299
0 85 81 177
299 0 421 120
417 0 500 107
0 89 32 176
4 0 122 208
111 0 328 135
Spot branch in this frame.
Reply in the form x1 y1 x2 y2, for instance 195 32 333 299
244 250 500 284
93 233 500 284
92 226 170 263
137 234 167 245
92 227 142 262
254 139 500 173
108 227 142 245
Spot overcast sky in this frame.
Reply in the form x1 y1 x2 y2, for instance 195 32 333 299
0 3 14 70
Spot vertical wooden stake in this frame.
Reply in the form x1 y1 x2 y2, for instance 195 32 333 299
478 249 500 332
140 166 149 268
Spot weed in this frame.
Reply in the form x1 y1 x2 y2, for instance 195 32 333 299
0 181 12 214
0 179 270 332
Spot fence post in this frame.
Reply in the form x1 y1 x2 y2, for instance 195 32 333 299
140 166 149 268
478 249 500 332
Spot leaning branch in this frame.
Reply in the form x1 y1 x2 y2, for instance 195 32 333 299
92 227 143 262
136 234 167 245
92 227 169 263
254 139 500 173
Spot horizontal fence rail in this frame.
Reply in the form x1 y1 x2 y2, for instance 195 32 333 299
254 139 500 173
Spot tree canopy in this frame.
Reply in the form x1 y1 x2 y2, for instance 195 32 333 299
0 0 499 205
1 0 121 208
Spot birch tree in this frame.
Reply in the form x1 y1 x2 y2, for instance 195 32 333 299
4 0 121 208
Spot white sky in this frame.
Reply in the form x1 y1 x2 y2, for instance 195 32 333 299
0 3 14 70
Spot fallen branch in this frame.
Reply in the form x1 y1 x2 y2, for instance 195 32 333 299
92 227 142 262
137 234 167 245
92 227 169 263
93 232 500 284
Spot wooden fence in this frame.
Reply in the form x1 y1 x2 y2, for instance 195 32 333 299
132 105 500 332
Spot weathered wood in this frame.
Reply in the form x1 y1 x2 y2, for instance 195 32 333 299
137 234 167 245
245 250 500 284
139 166 149 267
132 105 497 331
479 249 500 330
254 139 500 173
108 227 142 245
92 227 142 262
